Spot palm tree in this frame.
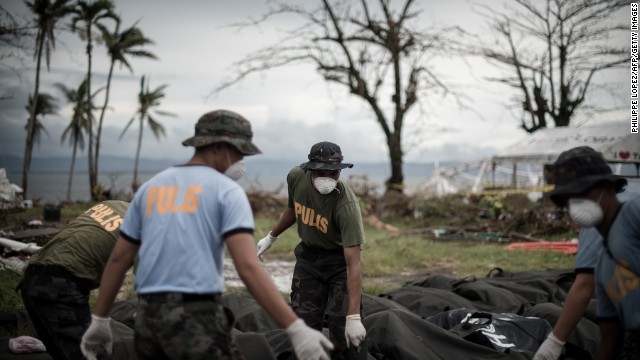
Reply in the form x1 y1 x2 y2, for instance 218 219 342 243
54 80 103 201
120 75 174 191
70 0 118 199
22 0 72 198
24 92 57 151
95 23 156 182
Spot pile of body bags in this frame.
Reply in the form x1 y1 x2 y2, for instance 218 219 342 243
0 268 599 359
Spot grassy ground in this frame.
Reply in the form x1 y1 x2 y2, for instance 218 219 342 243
1 198 577 322
253 214 575 294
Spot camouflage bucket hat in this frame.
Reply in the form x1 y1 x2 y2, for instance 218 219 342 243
182 109 261 155
549 146 627 207
300 141 353 171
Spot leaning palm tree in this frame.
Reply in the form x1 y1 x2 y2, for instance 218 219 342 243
22 0 73 198
24 92 57 151
54 80 103 201
70 0 118 199
95 23 156 181
120 75 174 192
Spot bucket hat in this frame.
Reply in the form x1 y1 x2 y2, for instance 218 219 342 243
182 109 261 155
549 146 627 206
300 141 353 171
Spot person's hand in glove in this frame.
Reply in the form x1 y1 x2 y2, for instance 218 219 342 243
81 314 113 360
533 333 565 360
286 318 334 360
345 314 366 349
257 232 277 259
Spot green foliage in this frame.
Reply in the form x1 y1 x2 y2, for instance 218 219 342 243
0 269 26 336
0 270 23 312
412 194 481 227
91 183 107 202
480 196 504 218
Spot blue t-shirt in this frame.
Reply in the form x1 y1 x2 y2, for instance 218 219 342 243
574 227 602 273
595 196 640 330
120 165 255 294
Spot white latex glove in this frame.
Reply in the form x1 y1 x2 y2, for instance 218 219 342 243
81 314 113 360
257 232 277 259
533 333 565 360
345 314 366 349
286 318 334 360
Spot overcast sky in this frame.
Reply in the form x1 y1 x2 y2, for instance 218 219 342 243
0 0 630 166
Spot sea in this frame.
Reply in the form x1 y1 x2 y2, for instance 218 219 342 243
5 156 640 203
4 159 443 203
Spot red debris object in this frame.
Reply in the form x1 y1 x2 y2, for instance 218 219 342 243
505 241 578 255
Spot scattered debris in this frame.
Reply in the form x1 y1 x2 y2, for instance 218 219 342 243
505 242 578 255
0 237 41 255
365 215 399 232
0 256 29 273
9 228 60 241
27 220 43 227
8 336 46 354
0 168 24 210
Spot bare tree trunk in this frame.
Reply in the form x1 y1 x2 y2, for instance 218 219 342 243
95 60 115 186
389 23 405 193
85 26 97 199
22 33 44 199
387 133 404 191
67 139 78 201
132 114 144 191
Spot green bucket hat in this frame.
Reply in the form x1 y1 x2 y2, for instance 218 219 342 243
182 109 261 155
549 146 627 207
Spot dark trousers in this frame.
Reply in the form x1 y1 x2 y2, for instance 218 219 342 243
19 264 93 360
291 242 367 360
135 292 243 360
621 330 640 360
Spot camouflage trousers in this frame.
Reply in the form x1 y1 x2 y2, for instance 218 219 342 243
135 292 244 360
19 264 94 360
621 330 640 360
292 242 367 360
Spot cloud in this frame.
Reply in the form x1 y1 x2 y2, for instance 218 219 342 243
1 0 630 170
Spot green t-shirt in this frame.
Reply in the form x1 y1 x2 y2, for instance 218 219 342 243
286 167 365 249
30 200 129 287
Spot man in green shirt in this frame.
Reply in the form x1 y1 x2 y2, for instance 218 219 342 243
257 141 367 359
18 200 129 360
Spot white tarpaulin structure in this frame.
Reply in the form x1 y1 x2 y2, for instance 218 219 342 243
415 161 459 198
493 121 639 164
415 122 639 195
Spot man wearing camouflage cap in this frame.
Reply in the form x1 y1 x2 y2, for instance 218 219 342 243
82 110 333 360
546 146 640 360
257 141 368 359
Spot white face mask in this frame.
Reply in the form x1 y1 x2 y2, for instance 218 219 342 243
567 191 604 228
313 177 337 194
224 149 245 181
